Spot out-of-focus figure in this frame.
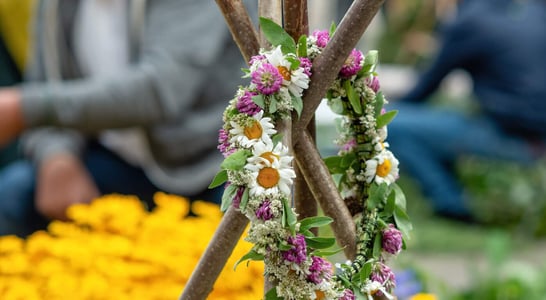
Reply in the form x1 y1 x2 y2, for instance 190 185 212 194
388 0 546 221
0 0 249 236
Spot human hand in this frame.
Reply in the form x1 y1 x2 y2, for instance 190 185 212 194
35 153 101 220
0 88 25 147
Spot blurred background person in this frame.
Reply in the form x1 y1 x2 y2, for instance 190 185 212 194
0 0 249 237
387 0 546 222
0 0 34 170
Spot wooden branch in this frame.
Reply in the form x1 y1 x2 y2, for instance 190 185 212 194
282 0 318 227
215 0 260 62
282 0 308 39
293 0 385 140
294 130 357 259
179 206 249 300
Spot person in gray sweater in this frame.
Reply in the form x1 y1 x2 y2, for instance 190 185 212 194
0 0 250 236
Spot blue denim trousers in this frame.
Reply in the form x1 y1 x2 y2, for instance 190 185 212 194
387 103 542 217
0 142 221 237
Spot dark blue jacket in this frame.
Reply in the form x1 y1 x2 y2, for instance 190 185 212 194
400 0 546 138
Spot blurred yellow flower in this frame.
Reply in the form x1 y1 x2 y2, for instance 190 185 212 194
410 293 437 300
0 192 264 300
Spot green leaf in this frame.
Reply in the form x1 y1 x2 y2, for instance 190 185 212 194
252 94 265 109
220 149 251 170
220 184 237 212
363 50 378 72
358 260 373 283
208 169 228 188
299 216 333 232
239 187 249 211
394 205 412 242
234 249 264 270
259 17 296 54
344 80 362 114
376 110 398 128
269 98 278 114
265 287 282 300
340 152 357 168
278 241 292 251
287 56 300 70
304 236 336 249
384 189 396 217
329 21 337 36
311 247 345 257
355 290 367 300
374 91 385 117
324 156 343 174
327 98 345 115
297 35 307 57
392 183 407 210
272 133 284 146
372 233 382 258
282 198 297 235
367 182 389 210
292 96 303 117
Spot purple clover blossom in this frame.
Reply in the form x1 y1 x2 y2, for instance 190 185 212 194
340 289 355 300
255 200 274 221
382 224 403 255
339 49 363 78
249 54 266 66
230 184 245 209
366 75 381 93
251 63 283 95
371 262 396 296
339 49 364 78
341 138 357 153
299 57 313 77
282 234 307 264
236 90 261 116
307 256 333 284
313 30 330 48
217 128 234 157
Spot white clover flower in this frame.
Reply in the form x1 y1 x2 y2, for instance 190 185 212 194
229 111 276 148
364 150 400 185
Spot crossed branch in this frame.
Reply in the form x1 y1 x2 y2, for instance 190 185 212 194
180 1 385 299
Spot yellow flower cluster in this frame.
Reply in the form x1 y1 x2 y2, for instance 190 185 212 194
0 193 264 300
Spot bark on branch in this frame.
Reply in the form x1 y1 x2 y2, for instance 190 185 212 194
215 0 260 63
294 130 357 259
293 0 385 139
179 207 249 300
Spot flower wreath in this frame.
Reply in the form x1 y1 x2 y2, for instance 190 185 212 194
210 18 412 300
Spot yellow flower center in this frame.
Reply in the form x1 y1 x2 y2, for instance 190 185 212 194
259 151 279 164
244 120 263 140
376 159 392 178
315 290 325 300
257 167 280 188
277 66 291 81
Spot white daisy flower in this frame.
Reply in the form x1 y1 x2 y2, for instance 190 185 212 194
229 111 276 148
247 139 292 169
265 46 310 97
245 146 296 197
361 280 395 300
364 150 399 185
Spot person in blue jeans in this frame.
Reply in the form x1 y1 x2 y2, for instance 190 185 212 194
388 0 546 221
